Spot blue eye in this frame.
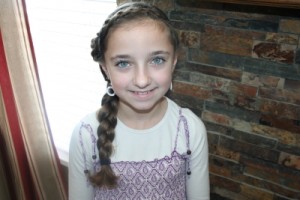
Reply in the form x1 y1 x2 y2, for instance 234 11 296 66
116 60 129 68
151 57 165 65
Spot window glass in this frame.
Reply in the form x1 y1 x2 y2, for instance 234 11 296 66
26 0 116 163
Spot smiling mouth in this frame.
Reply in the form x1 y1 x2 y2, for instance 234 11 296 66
131 88 156 95
135 91 150 95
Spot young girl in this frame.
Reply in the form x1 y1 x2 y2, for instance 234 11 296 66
69 2 209 200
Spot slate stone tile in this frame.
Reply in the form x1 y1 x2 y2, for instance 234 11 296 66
223 18 278 32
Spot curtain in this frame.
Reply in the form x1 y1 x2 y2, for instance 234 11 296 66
0 0 67 199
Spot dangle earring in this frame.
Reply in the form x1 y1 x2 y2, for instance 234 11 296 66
106 84 115 96
170 82 173 91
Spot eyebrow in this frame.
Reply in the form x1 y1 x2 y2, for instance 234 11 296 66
110 50 171 61
110 55 130 61
150 51 170 56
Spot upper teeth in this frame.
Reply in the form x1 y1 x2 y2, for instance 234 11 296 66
137 91 148 94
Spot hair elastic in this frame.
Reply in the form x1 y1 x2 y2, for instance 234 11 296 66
100 159 111 165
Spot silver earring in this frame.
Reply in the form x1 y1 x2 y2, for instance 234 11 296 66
106 85 115 96
170 82 173 90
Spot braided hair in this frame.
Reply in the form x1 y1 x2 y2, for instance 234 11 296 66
90 2 179 188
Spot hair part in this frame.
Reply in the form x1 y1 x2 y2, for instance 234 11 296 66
89 2 179 188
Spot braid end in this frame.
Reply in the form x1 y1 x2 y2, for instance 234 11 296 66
89 165 119 189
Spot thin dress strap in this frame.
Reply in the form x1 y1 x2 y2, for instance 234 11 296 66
79 122 97 182
174 109 192 175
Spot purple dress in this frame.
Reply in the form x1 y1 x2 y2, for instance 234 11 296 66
81 109 191 200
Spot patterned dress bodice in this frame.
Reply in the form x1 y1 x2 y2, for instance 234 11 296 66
80 109 191 200
95 151 187 200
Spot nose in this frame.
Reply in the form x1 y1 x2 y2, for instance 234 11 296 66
133 66 150 88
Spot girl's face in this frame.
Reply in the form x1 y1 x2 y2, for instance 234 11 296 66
102 19 177 114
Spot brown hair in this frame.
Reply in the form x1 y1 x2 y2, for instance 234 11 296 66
90 2 179 188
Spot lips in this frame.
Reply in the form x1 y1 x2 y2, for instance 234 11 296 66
131 88 156 96
135 91 150 95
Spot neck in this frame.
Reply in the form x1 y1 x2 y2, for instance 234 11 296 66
117 97 167 130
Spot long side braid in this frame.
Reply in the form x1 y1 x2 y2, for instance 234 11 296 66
89 2 179 188
89 93 119 188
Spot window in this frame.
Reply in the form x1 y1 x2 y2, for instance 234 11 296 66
26 0 117 165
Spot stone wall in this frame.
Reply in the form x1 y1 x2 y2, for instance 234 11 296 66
118 0 300 199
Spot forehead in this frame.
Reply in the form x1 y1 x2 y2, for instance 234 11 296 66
108 18 168 38
106 19 171 46
118 18 166 30
104 19 174 58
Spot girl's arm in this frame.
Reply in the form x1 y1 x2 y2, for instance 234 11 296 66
69 122 95 200
186 112 210 200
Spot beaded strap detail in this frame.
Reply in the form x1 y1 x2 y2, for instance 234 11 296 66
79 122 97 182
175 109 192 175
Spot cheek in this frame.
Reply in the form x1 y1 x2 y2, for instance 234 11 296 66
156 69 173 82
109 74 129 89
159 74 172 84
153 72 173 88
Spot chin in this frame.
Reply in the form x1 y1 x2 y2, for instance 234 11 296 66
122 98 165 113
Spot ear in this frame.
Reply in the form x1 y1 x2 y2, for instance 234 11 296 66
100 63 110 80
171 54 178 72
99 63 110 81
100 62 107 73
